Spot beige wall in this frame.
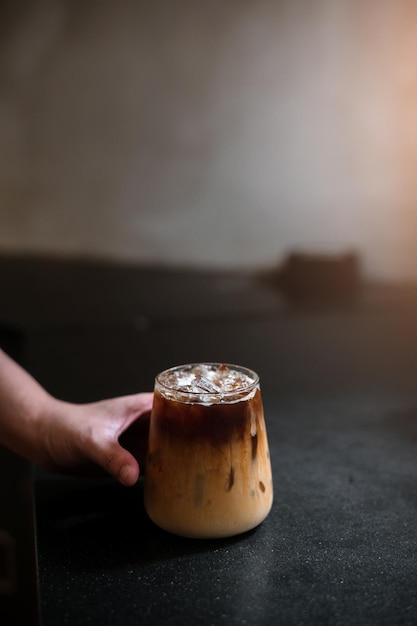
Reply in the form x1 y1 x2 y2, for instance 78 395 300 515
1 0 417 279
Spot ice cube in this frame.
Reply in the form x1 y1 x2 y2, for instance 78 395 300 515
194 375 224 395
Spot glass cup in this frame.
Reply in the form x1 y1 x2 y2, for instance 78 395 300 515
144 363 273 539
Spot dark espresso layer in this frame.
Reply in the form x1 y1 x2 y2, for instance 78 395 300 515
149 388 263 448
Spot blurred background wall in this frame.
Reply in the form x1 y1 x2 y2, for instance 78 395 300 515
0 0 416 280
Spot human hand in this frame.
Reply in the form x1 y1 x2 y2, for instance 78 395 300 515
0 349 153 486
37 392 153 486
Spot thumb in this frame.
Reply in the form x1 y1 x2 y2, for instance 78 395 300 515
98 443 140 486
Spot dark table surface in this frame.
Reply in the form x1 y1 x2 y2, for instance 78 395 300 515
35 390 417 626
2 255 417 625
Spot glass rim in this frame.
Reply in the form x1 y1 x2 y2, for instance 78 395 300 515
155 362 260 398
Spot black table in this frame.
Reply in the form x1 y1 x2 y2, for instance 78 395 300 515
34 316 417 625
2 257 417 625
36 389 417 626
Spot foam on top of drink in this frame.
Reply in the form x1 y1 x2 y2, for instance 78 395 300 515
156 363 258 404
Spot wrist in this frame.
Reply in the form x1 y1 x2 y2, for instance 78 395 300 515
0 386 56 466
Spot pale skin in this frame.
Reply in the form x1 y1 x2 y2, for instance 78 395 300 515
0 349 153 486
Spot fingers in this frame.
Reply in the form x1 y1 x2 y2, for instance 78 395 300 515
100 444 140 486
122 392 154 424
134 391 154 409
49 392 154 485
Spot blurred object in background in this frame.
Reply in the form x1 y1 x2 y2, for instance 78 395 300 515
267 250 362 307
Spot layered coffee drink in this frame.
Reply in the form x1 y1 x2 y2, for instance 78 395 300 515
144 363 273 538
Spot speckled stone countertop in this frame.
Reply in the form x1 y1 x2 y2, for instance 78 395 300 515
36 387 417 626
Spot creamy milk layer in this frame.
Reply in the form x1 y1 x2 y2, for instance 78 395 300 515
144 365 273 539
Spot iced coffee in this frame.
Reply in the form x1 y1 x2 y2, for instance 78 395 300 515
144 363 273 539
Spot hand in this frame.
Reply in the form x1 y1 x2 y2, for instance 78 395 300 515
38 393 154 486
0 349 153 486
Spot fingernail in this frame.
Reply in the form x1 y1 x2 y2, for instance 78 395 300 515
120 465 133 486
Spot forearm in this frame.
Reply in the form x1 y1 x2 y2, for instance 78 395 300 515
0 348 56 462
